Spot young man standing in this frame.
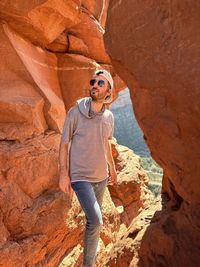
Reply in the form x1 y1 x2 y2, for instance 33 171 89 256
59 69 117 267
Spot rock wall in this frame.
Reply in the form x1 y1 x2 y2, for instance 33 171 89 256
105 1 200 266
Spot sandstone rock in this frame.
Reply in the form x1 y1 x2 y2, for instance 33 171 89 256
105 0 200 266
70 7 110 64
46 32 68 53
99 198 162 267
3 24 66 133
68 34 89 56
81 0 110 28
99 0 110 29
0 24 48 141
105 0 200 203
82 0 104 21
28 0 81 43
0 133 84 267
0 0 80 46
109 140 153 226
0 95 47 141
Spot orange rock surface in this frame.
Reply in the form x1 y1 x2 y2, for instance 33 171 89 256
105 1 200 266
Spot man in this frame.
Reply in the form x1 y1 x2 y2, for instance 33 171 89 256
59 69 117 267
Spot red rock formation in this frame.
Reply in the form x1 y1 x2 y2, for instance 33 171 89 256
0 1 129 266
0 134 83 266
105 0 200 266
99 198 162 267
109 140 152 226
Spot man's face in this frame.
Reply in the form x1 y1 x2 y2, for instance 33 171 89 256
89 75 110 102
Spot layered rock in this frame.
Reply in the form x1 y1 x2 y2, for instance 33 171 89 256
105 1 200 266
0 133 82 267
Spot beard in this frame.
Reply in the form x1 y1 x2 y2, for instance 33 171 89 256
89 89 108 102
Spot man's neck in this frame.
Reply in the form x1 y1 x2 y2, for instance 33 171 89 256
91 100 104 113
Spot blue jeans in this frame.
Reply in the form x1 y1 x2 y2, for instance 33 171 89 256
71 178 108 267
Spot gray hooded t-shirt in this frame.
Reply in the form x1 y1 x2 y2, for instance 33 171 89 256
61 97 114 183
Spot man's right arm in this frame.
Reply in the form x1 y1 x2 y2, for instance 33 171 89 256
59 142 73 196
59 108 75 196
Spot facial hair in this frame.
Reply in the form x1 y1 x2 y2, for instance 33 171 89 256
89 88 108 102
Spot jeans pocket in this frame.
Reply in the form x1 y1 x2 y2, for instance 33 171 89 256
71 182 80 191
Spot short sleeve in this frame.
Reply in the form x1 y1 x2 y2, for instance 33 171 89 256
108 112 114 140
60 108 76 144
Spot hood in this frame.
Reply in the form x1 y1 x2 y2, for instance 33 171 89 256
76 97 105 118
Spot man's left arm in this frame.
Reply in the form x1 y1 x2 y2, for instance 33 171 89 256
106 140 117 185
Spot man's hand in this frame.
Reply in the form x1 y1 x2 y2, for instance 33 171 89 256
108 166 117 185
59 170 73 199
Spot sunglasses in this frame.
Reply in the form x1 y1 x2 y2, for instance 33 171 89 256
89 79 105 87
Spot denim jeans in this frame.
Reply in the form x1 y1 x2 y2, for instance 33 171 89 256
71 178 108 267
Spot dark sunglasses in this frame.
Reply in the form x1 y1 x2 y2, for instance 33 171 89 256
89 79 105 87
